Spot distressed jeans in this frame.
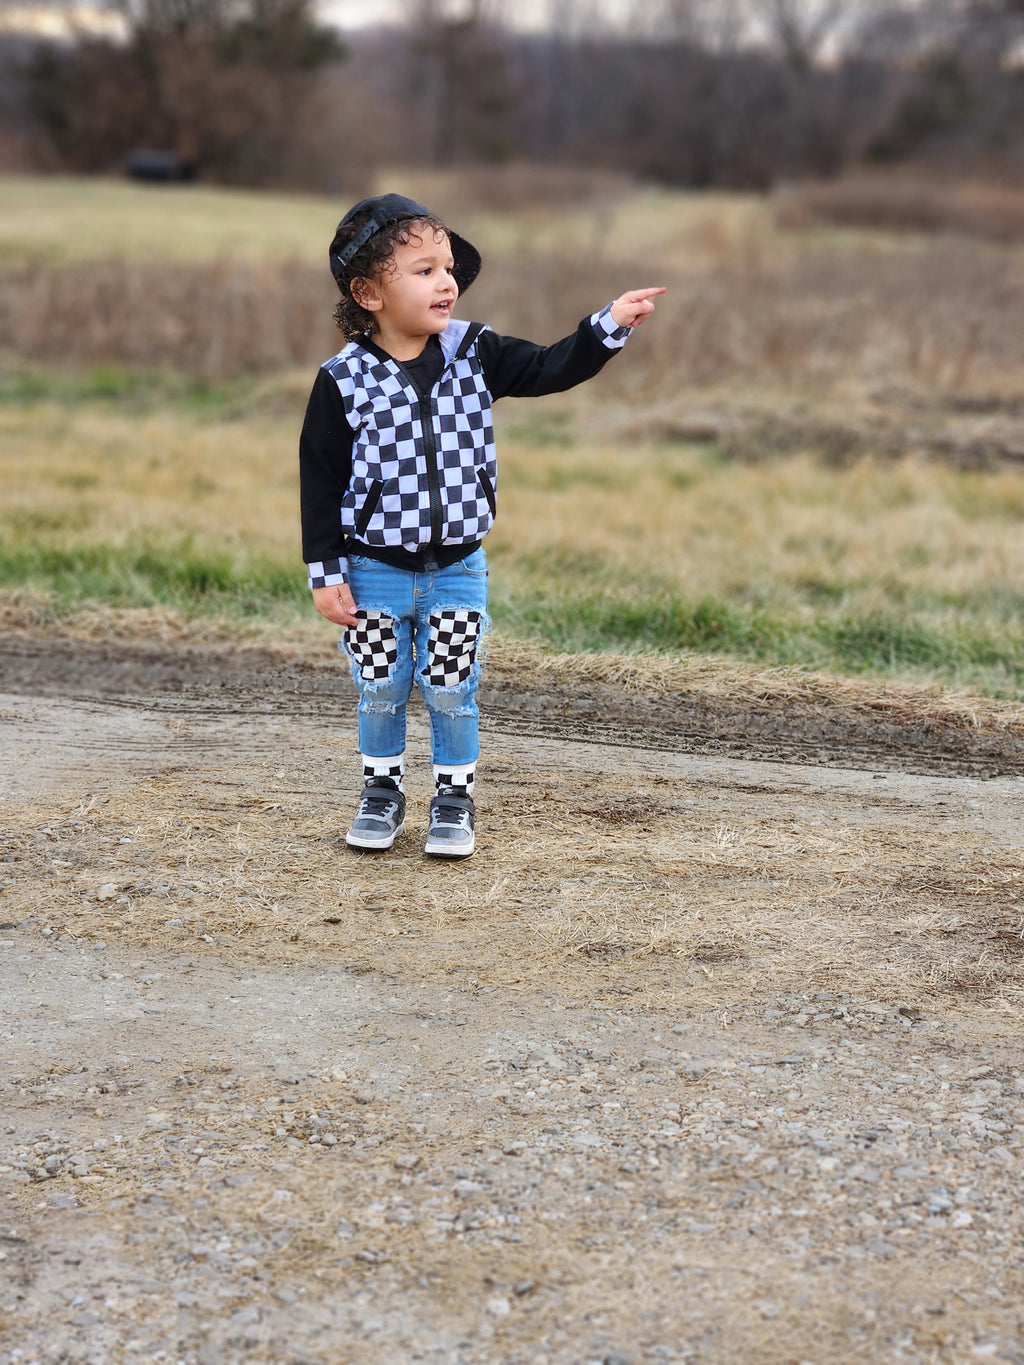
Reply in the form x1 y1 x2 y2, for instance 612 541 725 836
339 548 490 767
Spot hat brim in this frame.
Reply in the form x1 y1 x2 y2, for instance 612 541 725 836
449 231 481 294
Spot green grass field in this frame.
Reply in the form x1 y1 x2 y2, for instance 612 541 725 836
3 173 1024 698
0 175 337 263
0 172 745 266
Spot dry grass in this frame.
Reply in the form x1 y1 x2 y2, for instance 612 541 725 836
6 586 1024 743
0 257 338 378
0 391 301 559
384 162 639 217
8 171 1024 1365
3 172 1024 400
0 174 339 265
0 228 1014 397
5 396 1024 616
776 171 1024 245
4 171 1024 693
481 638 1024 733
4 740 1023 1013
491 444 1024 608
488 444 1024 692
5 392 1024 692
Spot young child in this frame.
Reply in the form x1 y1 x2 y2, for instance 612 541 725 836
300 192 663 859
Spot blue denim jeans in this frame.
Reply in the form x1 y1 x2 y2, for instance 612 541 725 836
339 548 490 766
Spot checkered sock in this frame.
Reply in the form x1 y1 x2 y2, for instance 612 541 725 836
434 763 475 797
362 754 404 792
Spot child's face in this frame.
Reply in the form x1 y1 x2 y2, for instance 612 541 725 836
358 226 458 344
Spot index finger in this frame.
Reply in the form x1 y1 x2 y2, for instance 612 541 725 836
629 287 667 300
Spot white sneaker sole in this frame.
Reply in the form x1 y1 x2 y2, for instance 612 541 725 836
346 822 404 851
424 833 475 859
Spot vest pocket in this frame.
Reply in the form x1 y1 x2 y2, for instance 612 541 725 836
476 467 497 517
355 479 384 537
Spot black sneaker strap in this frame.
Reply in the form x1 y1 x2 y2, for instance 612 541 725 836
432 791 475 815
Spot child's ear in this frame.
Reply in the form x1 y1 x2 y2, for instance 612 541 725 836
351 277 382 313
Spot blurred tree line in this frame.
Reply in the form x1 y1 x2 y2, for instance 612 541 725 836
1 0 1023 188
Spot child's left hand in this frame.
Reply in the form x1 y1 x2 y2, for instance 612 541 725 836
610 287 666 330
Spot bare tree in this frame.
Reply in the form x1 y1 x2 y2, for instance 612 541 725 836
23 0 346 182
403 0 517 162
753 0 846 70
11 0 1024 189
646 0 749 50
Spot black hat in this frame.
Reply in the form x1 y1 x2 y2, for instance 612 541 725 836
329 192 482 294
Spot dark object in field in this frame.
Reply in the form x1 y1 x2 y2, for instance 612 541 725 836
127 151 196 183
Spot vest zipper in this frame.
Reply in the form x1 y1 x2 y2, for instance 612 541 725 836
372 325 487 561
418 390 445 547
414 325 485 550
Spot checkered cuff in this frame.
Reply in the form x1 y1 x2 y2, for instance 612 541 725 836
307 558 348 590
591 303 632 350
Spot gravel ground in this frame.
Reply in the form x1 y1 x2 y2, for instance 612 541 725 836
2 634 1024 1364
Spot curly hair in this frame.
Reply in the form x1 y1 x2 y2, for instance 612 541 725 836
330 211 451 340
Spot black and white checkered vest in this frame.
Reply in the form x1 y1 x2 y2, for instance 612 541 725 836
324 319 496 554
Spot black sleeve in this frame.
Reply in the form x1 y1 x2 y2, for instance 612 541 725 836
299 366 354 566
477 313 625 401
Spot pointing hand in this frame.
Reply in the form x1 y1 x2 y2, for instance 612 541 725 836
610 287 667 330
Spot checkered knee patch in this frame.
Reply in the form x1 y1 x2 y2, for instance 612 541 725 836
346 610 398 682
424 609 482 688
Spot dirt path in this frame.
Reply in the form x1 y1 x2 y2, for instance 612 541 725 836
2 634 1024 1365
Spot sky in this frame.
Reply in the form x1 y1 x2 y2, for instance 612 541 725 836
0 0 568 37
326 0 403 26
298 0 907 48
324 0 624 32
0 0 924 49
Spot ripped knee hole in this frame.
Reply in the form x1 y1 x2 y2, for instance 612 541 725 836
346 610 398 682
422 608 483 687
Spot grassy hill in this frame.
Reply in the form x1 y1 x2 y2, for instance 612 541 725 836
3 170 1024 698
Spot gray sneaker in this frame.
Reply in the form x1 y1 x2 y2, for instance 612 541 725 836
346 779 406 850
424 788 475 859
